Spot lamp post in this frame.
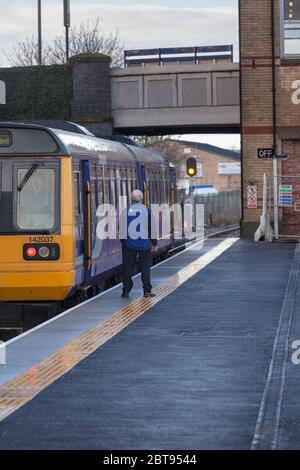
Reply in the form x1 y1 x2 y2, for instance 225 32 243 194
37 0 42 65
64 0 71 62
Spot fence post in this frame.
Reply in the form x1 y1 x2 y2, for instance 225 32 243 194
254 174 274 242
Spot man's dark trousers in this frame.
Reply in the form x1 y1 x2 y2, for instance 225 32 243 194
122 244 152 294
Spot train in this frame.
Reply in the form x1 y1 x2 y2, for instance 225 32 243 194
0 122 177 329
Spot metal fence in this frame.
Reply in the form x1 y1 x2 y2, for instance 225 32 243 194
193 190 241 226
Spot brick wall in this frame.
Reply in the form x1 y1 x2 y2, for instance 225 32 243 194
70 53 113 135
240 0 300 237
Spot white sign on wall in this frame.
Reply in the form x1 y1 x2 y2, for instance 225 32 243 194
292 80 300 105
196 163 203 177
218 162 241 175
247 185 257 209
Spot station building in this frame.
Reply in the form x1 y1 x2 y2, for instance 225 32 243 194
240 0 300 238
150 139 240 194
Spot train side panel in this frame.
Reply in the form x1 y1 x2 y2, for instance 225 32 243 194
0 157 76 301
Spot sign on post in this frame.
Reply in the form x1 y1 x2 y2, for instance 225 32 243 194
247 185 257 209
257 148 288 160
279 185 293 207
257 148 274 159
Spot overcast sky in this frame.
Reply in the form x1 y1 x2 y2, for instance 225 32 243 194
0 0 240 149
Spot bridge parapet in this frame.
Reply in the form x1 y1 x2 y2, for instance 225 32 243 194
111 63 240 135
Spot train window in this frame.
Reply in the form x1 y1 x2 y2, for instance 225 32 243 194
111 180 116 207
132 168 138 191
120 169 127 199
16 166 57 231
110 168 116 207
161 172 166 202
90 165 97 212
121 179 127 199
155 177 159 204
152 178 156 204
97 179 104 206
96 166 104 206
103 179 110 204
127 168 132 194
157 178 162 204
103 166 110 204
153 173 157 204
147 170 151 203
115 169 121 206
74 172 82 215
160 176 164 203
128 167 135 193
165 180 169 204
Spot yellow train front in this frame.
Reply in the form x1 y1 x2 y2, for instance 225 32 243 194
0 123 176 330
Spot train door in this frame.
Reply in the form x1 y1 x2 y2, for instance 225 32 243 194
170 167 177 241
81 160 92 284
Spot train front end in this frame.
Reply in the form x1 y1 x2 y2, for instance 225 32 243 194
0 125 75 302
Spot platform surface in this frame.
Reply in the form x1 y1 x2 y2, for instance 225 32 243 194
0 239 299 450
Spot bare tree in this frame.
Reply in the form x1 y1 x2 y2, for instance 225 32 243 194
6 18 124 67
133 136 182 157
6 36 53 66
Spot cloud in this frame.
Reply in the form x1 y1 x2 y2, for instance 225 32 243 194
0 2 238 65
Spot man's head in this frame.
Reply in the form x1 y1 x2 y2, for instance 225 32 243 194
131 190 144 204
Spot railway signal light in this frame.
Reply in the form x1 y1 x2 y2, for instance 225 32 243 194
186 157 197 177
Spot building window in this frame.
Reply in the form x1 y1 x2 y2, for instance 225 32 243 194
281 0 300 57
197 163 203 177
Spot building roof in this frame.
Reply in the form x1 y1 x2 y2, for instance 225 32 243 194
171 139 241 161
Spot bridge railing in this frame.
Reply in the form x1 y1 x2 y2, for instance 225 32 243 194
124 45 233 67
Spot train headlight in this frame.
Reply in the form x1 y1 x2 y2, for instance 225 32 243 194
38 246 50 258
26 247 37 258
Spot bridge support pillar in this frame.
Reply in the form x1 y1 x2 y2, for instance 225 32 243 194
70 53 113 136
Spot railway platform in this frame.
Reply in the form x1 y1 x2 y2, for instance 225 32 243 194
0 236 300 450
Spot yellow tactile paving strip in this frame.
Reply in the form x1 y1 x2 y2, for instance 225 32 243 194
0 238 237 422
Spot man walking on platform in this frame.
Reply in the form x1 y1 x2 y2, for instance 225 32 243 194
120 190 157 299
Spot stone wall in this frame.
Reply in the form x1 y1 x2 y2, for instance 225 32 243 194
0 53 113 136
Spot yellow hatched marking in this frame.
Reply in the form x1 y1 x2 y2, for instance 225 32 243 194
0 238 238 422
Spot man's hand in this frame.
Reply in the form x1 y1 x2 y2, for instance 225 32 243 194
151 245 158 253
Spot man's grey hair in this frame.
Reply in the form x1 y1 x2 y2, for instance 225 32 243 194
131 190 144 203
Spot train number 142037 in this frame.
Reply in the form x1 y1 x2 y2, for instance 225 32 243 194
29 236 54 243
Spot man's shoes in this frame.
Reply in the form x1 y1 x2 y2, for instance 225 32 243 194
144 292 156 298
121 291 130 298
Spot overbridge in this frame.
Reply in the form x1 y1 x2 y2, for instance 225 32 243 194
0 45 240 137
111 62 240 135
